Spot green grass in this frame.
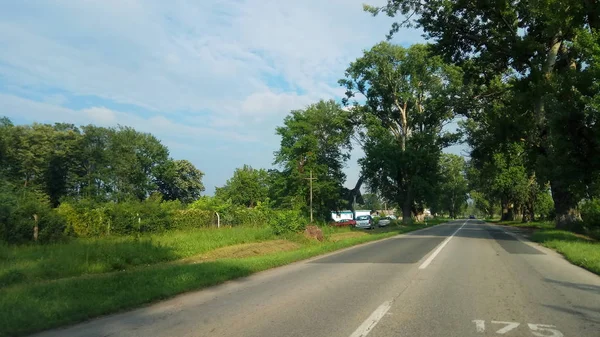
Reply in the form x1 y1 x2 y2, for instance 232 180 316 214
0 227 275 287
0 222 447 337
489 219 555 229
530 230 600 275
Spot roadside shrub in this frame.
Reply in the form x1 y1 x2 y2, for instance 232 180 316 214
581 199 600 228
172 209 214 228
269 210 307 235
57 201 109 237
0 189 67 244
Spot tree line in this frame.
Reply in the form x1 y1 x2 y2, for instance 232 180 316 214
361 0 600 231
5 0 598 243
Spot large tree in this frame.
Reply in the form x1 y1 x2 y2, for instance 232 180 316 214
156 159 205 204
365 0 600 228
215 165 268 208
340 42 462 222
273 100 354 219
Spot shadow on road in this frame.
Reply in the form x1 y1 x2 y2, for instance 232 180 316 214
544 278 600 295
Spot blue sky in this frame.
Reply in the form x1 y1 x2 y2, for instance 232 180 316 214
0 0 464 194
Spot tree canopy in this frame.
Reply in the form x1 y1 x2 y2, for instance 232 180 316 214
340 42 462 222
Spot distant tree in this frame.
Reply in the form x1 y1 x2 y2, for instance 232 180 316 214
215 165 268 208
437 154 469 219
361 193 382 211
340 42 462 223
274 100 354 218
156 159 205 204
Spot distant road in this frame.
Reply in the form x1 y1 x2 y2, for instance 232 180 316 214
34 220 600 337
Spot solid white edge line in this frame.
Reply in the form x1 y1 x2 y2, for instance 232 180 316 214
418 220 467 269
348 301 393 337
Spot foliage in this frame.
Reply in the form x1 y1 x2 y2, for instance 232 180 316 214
0 185 66 244
340 42 462 222
581 199 600 229
215 165 269 207
364 0 600 228
434 154 469 218
273 100 354 218
156 159 205 204
268 210 308 235
361 193 383 211
0 119 204 206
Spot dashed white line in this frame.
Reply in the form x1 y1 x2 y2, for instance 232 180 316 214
418 220 467 269
348 301 392 337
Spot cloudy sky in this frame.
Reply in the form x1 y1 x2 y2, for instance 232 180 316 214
0 0 463 194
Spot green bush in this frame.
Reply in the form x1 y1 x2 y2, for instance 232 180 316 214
172 209 214 228
0 188 66 244
581 199 600 228
269 210 307 235
57 201 110 237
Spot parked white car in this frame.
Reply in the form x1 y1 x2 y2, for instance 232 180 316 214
355 215 374 229
377 216 392 227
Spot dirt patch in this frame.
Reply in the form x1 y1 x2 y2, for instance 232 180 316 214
329 232 367 242
183 240 301 263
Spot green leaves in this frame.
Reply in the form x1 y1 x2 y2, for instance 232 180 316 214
341 42 460 221
215 165 269 208
273 100 354 219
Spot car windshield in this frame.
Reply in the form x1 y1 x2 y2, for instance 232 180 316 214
356 216 369 220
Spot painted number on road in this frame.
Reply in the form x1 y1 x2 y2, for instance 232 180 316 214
472 320 563 337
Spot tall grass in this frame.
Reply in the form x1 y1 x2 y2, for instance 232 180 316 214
0 227 275 287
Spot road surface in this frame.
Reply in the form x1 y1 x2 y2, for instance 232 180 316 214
33 220 600 337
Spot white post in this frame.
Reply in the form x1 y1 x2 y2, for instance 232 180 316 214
215 211 220 228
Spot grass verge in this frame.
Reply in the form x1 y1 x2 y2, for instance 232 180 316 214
488 219 555 230
492 220 600 275
530 230 600 276
0 227 275 287
0 222 444 337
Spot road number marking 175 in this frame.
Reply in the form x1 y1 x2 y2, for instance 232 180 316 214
472 320 563 337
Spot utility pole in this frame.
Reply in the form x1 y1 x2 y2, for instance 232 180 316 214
305 170 316 223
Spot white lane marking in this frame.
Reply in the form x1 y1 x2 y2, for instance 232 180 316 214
472 320 486 333
491 321 520 334
349 301 392 337
418 221 467 269
528 324 564 337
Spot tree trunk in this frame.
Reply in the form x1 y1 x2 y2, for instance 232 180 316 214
551 179 582 229
401 186 413 224
402 200 412 224
500 199 515 221
33 214 39 242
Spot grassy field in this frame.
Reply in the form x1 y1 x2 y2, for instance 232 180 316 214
0 221 447 337
0 227 275 287
493 220 600 276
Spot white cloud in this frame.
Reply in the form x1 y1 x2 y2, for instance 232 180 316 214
83 107 117 125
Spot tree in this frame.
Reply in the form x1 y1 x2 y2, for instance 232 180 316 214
273 100 354 219
215 165 268 208
365 0 600 228
339 42 462 223
361 193 382 211
436 154 469 219
107 126 169 201
156 159 205 204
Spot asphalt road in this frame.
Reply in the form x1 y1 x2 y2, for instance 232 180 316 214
34 220 600 337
